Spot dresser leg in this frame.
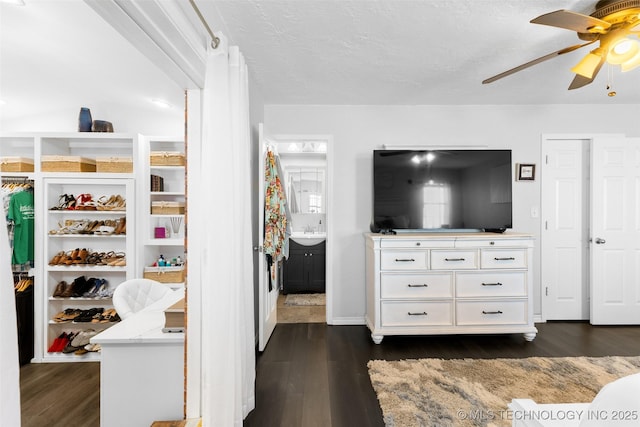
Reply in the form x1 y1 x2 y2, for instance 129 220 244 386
371 334 383 344
523 332 537 342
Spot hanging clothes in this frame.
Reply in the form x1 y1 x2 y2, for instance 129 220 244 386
275 153 292 259
263 149 290 290
2 181 34 268
7 189 34 265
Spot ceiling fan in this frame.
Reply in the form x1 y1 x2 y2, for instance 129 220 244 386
483 0 640 89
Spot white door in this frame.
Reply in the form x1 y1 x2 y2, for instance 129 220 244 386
541 138 590 320
590 136 640 324
258 123 278 350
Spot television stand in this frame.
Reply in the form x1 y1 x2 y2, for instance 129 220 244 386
364 232 537 344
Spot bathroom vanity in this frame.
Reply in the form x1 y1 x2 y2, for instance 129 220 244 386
283 238 326 294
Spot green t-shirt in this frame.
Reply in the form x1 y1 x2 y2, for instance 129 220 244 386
8 190 34 264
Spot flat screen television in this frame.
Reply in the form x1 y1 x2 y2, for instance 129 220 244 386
371 149 513 233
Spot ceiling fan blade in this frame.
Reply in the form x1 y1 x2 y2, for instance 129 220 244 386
482 41 595 84
531 9 611 33
568 74 597 89
568 53 605 89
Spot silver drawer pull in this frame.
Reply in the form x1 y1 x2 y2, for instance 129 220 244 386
482 310 503 315
395 258 415 262
494 257 515 261
407 311 428 316
407 284 428 288
444 258 465 261
481 282 503 286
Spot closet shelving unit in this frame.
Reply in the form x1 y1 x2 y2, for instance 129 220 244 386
138 136 186 289
1 132 143 362
44 178 134 362
40 133 138 362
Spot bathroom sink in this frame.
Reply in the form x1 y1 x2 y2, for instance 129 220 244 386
290 232 326 246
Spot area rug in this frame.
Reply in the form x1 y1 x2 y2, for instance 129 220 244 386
284 293 326 306
367 356 640 427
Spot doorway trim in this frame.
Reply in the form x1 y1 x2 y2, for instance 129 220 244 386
539 133 625 322
272 133 334 324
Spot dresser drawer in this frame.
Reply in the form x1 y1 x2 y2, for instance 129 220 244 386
381 273 453 299
381 251 428 270
380 239 454 249
381 301 453 327
456 300 527 325
480 249 527 269
431 250 477 270
455 272 527 298
454 238 533 248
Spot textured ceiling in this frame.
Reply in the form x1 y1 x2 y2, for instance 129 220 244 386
1 0 639 120
201 0 640 104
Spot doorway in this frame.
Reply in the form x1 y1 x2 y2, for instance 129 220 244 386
541 134 640 324
541 136 591 320
271 135 331 324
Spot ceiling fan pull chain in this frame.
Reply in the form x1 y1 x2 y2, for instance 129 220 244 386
607 63 617 96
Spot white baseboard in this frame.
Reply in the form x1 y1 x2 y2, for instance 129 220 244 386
328 316 366 326
533 314 544 323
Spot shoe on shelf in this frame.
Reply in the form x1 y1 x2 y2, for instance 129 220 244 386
94 225 115 235
76 193 97 210
64 194 77 210
48 332 66 352
113 217 126 235
50 194 75 210
52 281 68 298
72 248 89 265
53 309 82 323
97 194 126 211
75 307 104 322
84 343 101 352
48 251 65 265
105 252 126 266
99 308 120 323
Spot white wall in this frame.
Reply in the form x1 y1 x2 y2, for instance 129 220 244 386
0 0 184 136
1 103 183 136
265 104 640 322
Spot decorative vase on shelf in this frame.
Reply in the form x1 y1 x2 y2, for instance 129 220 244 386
78 107 92 132
170 216 183 236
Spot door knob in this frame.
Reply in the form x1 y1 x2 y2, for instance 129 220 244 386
595 238 606 244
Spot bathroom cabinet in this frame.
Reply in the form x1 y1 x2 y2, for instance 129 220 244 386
283 240 326 294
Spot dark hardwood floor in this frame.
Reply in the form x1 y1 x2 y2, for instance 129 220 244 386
243 322 640 427
20 361 100 427
19 323 640 427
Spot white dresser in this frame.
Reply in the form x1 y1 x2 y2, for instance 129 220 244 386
365 232 537 344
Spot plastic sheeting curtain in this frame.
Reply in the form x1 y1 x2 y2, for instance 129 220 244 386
0 213 21 425
199 35 255 426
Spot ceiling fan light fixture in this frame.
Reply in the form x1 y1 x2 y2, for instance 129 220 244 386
613 38 634 54
620 49 640 70
607 37 640 66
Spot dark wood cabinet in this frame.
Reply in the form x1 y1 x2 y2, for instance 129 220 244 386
283 240 326 294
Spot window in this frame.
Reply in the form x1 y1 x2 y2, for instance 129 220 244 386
422 183 451 228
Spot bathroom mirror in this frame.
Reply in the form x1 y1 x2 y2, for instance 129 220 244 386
286 167 325 214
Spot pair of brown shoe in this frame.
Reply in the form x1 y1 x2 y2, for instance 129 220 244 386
48 248 89 265
52 276 90 298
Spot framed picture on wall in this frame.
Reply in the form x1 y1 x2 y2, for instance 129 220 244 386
517 163 536 181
